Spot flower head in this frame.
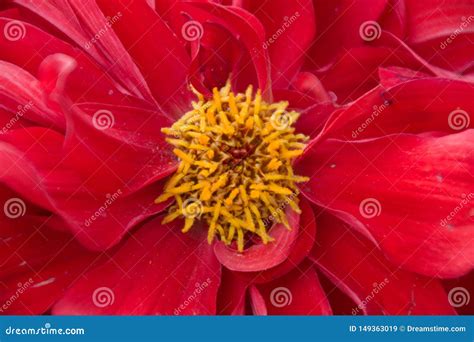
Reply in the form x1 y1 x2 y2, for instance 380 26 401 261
0 0 472 316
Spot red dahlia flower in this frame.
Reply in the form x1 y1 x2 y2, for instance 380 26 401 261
0 0 472 315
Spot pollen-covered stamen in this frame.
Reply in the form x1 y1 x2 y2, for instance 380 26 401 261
156 82 309 251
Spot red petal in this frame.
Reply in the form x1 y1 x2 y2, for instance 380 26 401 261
214 206 300 272
255 261 332 315
14 0 155 103
308 0 388 68
0 189 99 314
377 66 431 88
405 0 474 44
63 102 176 193
0 18 144 106
273 89 319 109
216 269 248 315
248 198 317 283
178 2 272 97
443 271 474 315
249 286 267 315
0 58 63 129
242 0 316 88
295 102 336 140
292 72 332 103
0 127 171 250
95 0 194 115
310 213 457 315
313 78 474 143
298 131 474 277
312 30 473 105
53 219 221 315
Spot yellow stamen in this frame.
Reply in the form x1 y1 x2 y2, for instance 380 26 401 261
158 83 308 252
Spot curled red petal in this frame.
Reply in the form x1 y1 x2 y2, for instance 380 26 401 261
255 261 332 315
53 218 221 315
214 206 300 272
311 213 457 315
298 131 474 278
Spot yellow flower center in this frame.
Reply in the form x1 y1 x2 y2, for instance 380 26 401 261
156 82 309 251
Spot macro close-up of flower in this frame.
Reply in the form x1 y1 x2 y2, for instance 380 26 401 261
0 0 473 316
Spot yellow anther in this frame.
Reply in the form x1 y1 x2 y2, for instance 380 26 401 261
199 134 210 145
267 158 282 171
208 201 222 244
182 217 194 233
212 87 222 111
158 83 308 252
254 89 262 116
228 92 239 117
245 117 254 130
267 183 293 195
200 186 212 201
225 188 240 206
173 148 193 164
206 105 217 125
